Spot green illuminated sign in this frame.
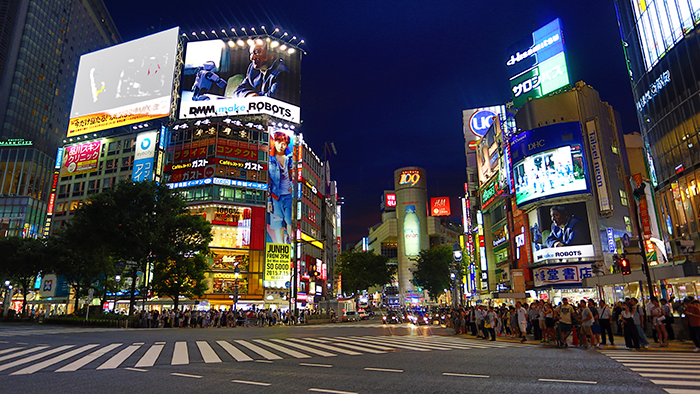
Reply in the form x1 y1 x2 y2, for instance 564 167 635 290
510 52 569 108
0 138 33 147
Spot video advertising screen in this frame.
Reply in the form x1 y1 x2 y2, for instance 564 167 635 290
528 201 594 263
510 122 588 206
68 28 179 137
179 37 302 122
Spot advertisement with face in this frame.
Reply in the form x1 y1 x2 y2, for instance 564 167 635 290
511 122 588 206
528 202 594 263
179 37 302 122
266 126 295 245
60 141 102 176
68 28 179 137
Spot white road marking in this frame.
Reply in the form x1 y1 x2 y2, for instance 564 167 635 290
235 340 282 360
171 372 202 379
11 344 98 375
195 341 221 363
300 363 333 368
305 338 385 354
364 367 403 373
56 343 122 372
639 373 700 379
630 368 699 374
135 343 165 368
0 346 49 363
650 380 700 387
231 380 271 386
443 372 489 378
216 340 253 362
331 338 394 351
97 343 142 370
538 379 596 384
286 338 361 356
125 367 148 372
0 345 73 372
309 388 358 394
171 342 188 365
0 347 23 356
663 389 700 394
253 339 311 359
270 339 336 357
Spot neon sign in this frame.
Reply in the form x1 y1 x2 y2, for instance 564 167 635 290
399 171 421 186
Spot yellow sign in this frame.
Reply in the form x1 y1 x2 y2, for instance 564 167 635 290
265 243 291 282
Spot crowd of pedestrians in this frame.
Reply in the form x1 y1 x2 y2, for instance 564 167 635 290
136 307 318 328
450 296 700 351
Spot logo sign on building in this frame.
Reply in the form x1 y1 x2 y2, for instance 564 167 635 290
178 37 302 122
462 106 506 151
385 192 397 208
267 126 295 245
265 243 291 284
586 119 612 213
398 170 421 186
59 141 102 176
430 197 451 216
68 27 179 137
607 228 617 254
510 122 589 207
528 201 595 263
506 18 570 108
133 131 158 182
533 263 593 287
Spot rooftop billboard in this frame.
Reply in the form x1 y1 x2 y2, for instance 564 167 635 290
510 122 588 207
506 18 569 108
179 37 302 123
67 27 180 137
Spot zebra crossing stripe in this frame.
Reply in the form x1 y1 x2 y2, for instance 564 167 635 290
215 340 253 362
386 337 460 350
11 344 98 375
171 342 189 365
0 345 74 372
55 343 122 372
135 342 165 368
346 336 428 351
0 347 23 356
305 338 385 354
663 389 700 394
0 346 49 363
630 368 699 374
269 339 336 357
331 337 395 351
359 336 444 351
97 343 142 370
195 341 221 363
638 373 700 379
234 340 282 360
649 380 700 387
252 339 311 359
285 338 361 356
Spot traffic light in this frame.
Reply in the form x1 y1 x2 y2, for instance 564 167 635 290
620 255 631 275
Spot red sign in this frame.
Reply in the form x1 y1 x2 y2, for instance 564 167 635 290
385 193 397 208
173 144 259 163
633 173 652 236
430 197 451 216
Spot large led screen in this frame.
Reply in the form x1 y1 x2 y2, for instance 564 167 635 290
506 18 570 107
59 141 102 176
528 201 595 264
266 126 295 245
510 122 588 207
68 28 179 137
179 38 302 123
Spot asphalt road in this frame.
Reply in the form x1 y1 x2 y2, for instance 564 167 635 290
0 319 695 394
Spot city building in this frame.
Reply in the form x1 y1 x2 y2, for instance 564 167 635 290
0 0 119 238
615 0 700 300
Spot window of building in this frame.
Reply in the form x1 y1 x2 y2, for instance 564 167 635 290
624 216 632 234
620 189 628 206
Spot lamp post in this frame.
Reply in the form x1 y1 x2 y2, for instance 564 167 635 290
233 266 240 312
452 243 464 308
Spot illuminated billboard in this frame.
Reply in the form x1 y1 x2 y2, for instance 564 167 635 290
511 122 588 207
266 126 295 245
132 131 158 182
462 105 506 151
506 18 569 108
179 37 302 123
59 141 102 176
68 28 179 137
385 192 397 208
430 197 451 216
528 201 594 264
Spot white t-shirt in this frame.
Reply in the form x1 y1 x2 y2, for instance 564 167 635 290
517 307 528 324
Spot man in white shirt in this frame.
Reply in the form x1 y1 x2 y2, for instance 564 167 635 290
598 300 615 346
516 302 528 343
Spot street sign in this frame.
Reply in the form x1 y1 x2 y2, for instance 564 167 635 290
622 233 630 247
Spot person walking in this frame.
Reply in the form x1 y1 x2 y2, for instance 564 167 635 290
631 298 650 348
517 302 528 343
555 298 575 348
622 300 640 349
683 298 700 352
487 306 497 341
598 300 615 346
650 298 668 347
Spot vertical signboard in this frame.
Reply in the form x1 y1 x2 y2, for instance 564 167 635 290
132 131 158 182
586 119 612 213
43 148 63 236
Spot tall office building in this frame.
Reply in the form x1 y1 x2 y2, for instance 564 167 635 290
0 0 119 237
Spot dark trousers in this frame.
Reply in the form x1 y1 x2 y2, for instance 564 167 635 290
689 325 700 348
600 319 615 345
624 319 640 348
666 319 675 340
488 327 496 340
533 321 542 340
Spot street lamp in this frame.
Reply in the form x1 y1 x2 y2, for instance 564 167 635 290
452 243 464 308
233 266 241 312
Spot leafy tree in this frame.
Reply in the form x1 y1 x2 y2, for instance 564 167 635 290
151 212 213 312
411 245 453 301
337 250 395 301
0 237 49 316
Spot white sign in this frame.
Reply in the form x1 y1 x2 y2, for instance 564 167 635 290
586 120 611 213
179 96 300 123
533 244 595 263
533 263 593 287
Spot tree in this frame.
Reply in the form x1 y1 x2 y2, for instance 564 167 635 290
151 212 213 312
8 237 48 317
337 250 395 301
411 245 453 301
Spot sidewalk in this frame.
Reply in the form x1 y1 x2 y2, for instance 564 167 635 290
455 330 699 352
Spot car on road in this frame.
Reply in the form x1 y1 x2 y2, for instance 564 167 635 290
383 311 401 324
409 312 430 325
341 311 359 322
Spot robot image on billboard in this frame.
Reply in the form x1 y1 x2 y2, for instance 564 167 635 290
180 38 302 122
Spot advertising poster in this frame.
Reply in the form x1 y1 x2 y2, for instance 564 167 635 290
179 38 302 122
511 122 588 206
60 141 102 176
533 263 593 287
265 243 291 282
266 126 295 245
68 28 179 136
430 197 451 216
528 201 594 263
132 131 158 182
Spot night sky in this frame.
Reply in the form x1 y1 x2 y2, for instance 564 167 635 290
103 0 636 246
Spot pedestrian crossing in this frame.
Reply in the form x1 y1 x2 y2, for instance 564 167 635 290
0 335 518 375
0 327 122 337
600 350 700 393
